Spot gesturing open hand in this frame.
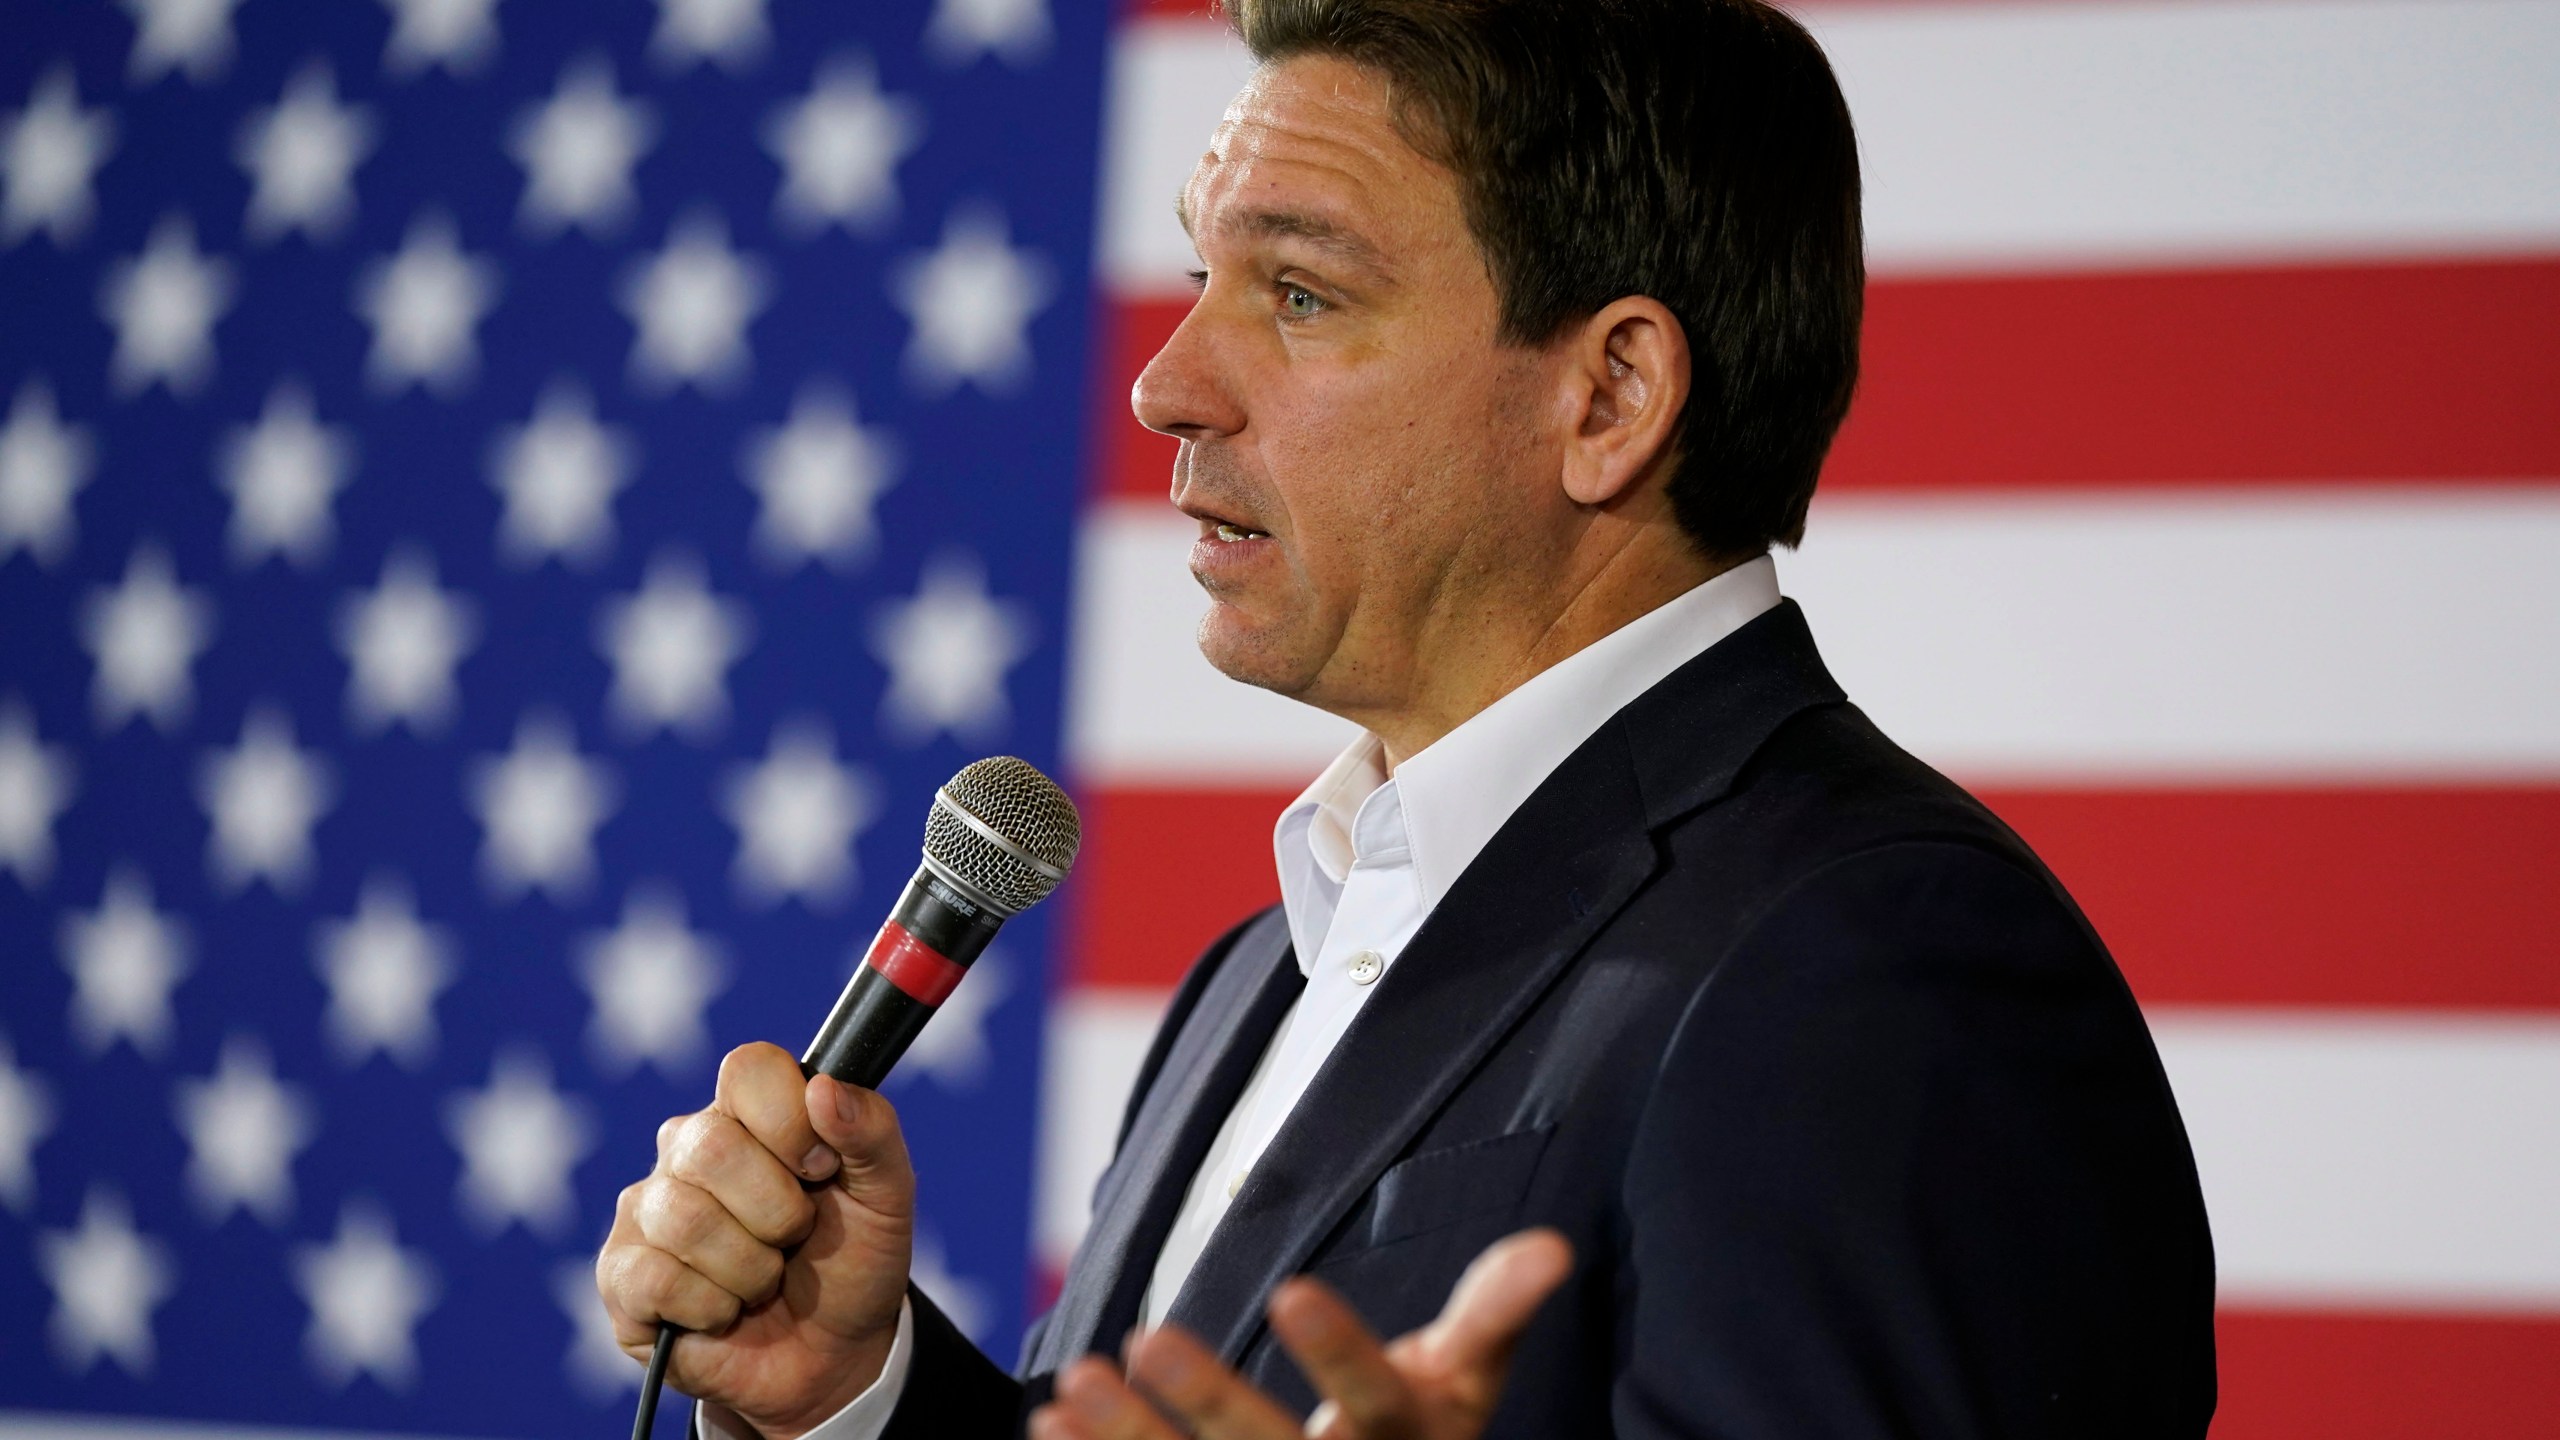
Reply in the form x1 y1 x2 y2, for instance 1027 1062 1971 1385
1032 1229 1573 1440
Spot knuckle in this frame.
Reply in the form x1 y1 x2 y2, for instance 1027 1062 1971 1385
744 1244 787 1303
667 1114 745 1182
640 1179 724 1255
717 1041 791 1096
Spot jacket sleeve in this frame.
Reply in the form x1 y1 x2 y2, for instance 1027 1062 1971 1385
876 1285 1020 1440
1611 840 2216 1440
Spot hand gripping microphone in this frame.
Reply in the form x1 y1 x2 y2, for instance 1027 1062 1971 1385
633 756 1081 1438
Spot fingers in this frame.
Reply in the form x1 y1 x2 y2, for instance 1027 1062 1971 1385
1266 1278 1417 1435
1125 1327 1306 1439
1412 1229 1574 1376
596 1237 742 1354
632 1173 790 1305
715 1042 837 1183
661 1109 819 1250
805 1073 917 1218
1032 1356 1189 1440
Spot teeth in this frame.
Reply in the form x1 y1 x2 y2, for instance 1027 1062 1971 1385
1214 523 1265 542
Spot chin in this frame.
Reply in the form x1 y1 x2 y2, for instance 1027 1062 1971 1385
1194 609 1322 698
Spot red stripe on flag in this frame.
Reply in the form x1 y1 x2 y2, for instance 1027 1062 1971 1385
2215 1307 2560 1439
1060 787 1282 988
1091 258 2560 500
1985 785 2560 1010
1062 782 2560 1007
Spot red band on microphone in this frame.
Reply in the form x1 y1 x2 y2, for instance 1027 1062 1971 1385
864 920 967 1006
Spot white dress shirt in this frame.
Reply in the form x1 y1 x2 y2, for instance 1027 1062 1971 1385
712 555 1782 1438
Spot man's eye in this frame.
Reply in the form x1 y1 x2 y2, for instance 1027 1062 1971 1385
1279 284 1328 320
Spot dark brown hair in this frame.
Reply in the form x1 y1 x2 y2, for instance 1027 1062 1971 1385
1226 0 1863 557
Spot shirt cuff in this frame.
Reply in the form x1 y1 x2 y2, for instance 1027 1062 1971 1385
694 1295 916 1440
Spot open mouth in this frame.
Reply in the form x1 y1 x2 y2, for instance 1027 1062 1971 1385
1212 522 1271 542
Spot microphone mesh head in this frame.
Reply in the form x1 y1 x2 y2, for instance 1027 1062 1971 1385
923 756 1081 915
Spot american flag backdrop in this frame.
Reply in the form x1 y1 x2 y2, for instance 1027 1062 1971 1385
0 0 1107 1432
1037 3 2560 1439
2 1 2556 1438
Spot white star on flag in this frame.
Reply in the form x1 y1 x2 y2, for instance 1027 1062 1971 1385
621 211 771 393
0 379 94 566
81 541 214 732
314 873 457 1068
471 713 620 901
38 1186 175 1376
444 1048 595 1237
489 379 635 568
891 948 1005 1091
100 213 234 396
0 700 74 887
870 552 1033 745
553 1258 641 1398
59 867 191 1058
197 704 336 894
908 1226 990 1344
293 1200 440 1390
925 0 1053 69
2 66 117 246
722 717 876 907
174 1033 315 1226
743 383 898 571
123 0 241 84
357 211 500 395
891 203 1052 395
577 885 728 1077
764 55 921 236
218 381 355 568
0 1035 55 1214
509 56 657 238
382 0 502 78
652 0 770 71
337 547 478 735
596 550 753 739
235 60 375 243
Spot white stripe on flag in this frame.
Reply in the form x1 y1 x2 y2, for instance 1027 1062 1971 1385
2154 1009 2560 1312
1035 988 1175 1266
1067 490 2560 785
1097 0 2560 294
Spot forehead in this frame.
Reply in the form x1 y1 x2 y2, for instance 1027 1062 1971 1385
1179 54 1463 258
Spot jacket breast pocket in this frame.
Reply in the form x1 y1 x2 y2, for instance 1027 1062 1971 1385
1338 1124 1556 1257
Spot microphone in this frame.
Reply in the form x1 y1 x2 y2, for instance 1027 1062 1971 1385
632 755 1081 1439
802 755 1083 1085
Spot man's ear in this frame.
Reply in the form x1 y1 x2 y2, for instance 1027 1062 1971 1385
1557 297 1690 508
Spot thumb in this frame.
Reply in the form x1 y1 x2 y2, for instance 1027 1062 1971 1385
805 1074 917 1218
1414 1229 1573 1377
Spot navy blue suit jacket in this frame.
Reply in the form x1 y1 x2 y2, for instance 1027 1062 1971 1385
884 600 2217 1438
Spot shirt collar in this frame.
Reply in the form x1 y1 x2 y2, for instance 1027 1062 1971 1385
1272 553 1781 951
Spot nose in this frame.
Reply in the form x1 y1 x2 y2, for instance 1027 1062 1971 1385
1131 296 1246 443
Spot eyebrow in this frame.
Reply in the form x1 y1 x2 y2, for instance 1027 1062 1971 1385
1175 194 1396 280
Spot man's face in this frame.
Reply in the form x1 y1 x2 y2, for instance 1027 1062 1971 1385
1136 56 1569 719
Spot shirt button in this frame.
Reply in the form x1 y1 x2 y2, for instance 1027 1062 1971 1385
1226 1170 1245 1199
1347 949 1384 986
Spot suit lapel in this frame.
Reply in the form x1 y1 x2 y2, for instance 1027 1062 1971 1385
1163 599 1849 1363
1028 907 1303 1374
1163 724 1660 1362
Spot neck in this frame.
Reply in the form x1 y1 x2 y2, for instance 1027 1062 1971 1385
1363 528 1731 770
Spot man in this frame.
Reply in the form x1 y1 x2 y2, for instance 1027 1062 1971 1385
595 1 2218 1435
